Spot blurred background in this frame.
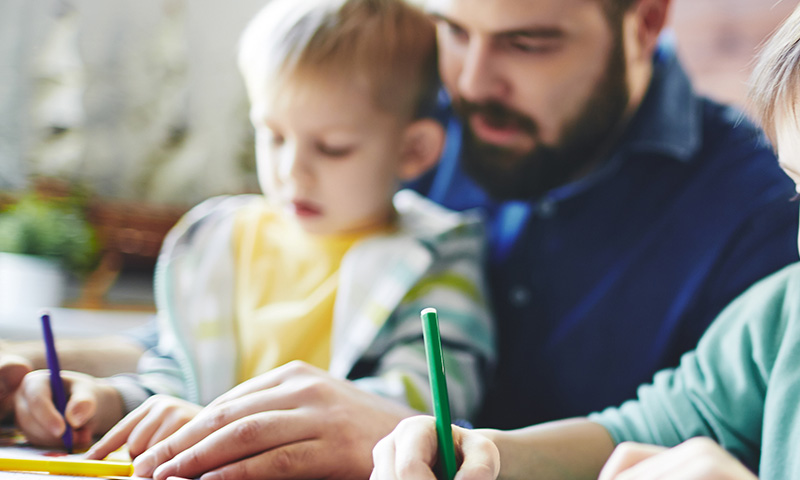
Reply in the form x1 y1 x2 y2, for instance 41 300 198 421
0 0 795 311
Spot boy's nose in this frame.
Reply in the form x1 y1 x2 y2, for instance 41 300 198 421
277 146 311 183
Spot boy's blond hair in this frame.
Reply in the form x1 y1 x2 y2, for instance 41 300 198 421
749 5 800 145
238 0 438 120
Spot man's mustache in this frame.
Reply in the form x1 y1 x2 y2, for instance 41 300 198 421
452 98 538 136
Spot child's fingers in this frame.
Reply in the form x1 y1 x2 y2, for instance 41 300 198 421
85 402 152 460
144 401 201 453
132 389 295 478
18 372 67 439
121 397 200 459
14 379 66 446
14 397 52 446
455 428 501 480
374 416 439 480
146 420 189 453
126 409 170 458
64 387 98 430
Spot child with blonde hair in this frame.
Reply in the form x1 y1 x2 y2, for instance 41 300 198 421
13 0 494 467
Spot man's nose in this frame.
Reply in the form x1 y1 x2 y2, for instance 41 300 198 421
457 39 509 102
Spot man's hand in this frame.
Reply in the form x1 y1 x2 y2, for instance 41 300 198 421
0 352 33 421
132 361 417 480
86 395 202 460
371 416 500 480
598 438 758 480
14 370 124 448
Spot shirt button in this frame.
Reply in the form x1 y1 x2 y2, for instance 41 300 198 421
537 198 557 218
509 285 530 306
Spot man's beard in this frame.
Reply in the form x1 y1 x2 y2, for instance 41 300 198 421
454 38 630 201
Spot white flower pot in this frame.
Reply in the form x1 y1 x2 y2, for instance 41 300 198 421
0 252 67 315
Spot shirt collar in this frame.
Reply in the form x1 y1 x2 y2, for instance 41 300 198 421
619 44 703 163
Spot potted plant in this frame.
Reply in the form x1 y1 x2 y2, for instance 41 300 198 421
0 184 101 311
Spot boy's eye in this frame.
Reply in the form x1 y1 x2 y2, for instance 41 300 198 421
317 143 353 157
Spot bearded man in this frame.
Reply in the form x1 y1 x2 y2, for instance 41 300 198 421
111 1 799 479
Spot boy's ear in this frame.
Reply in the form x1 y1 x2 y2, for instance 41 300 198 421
398 118 445 181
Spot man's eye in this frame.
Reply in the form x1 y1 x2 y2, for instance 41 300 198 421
440 21 468 43
506 39 557 54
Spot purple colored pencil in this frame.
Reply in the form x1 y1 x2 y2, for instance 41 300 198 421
40 311 73 453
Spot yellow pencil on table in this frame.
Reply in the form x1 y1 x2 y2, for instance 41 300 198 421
0 457 133 477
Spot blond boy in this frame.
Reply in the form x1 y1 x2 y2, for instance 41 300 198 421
14 0 494 468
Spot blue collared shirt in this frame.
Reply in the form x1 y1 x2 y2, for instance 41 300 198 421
409 49 799 428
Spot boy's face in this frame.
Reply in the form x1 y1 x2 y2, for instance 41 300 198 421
249 79 408 235
775 107 800 254
428 0 633 199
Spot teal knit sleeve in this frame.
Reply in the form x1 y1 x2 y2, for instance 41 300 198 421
589 263 800 471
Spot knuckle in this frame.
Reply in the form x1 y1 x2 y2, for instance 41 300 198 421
685 436 715 451
141 394 168 410
204 404 234 431
231 417 264 444
270 448 296 475
283 360 312 376
297 377 327 399
612 441 638 456
396 458 419 478
173 445 204 472
156 439 181 464
396 416 430 437
373 435 390 454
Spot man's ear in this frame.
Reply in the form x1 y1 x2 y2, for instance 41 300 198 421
397 118 445 181
629 0 671 58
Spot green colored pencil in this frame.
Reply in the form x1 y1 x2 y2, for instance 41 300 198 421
421 307 457 480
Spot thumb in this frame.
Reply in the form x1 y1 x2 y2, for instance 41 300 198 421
65 384 98 429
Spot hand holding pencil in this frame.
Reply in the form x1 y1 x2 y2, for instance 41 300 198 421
12 313 126 450
371 308 501 480
13 368 124 449
371 410 501 479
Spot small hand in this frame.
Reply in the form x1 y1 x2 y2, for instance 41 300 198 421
14 370 123 448
86 394 202 460
598 438 758 480
371 416 500 480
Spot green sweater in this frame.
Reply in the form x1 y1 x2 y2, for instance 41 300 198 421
591 262 800 478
